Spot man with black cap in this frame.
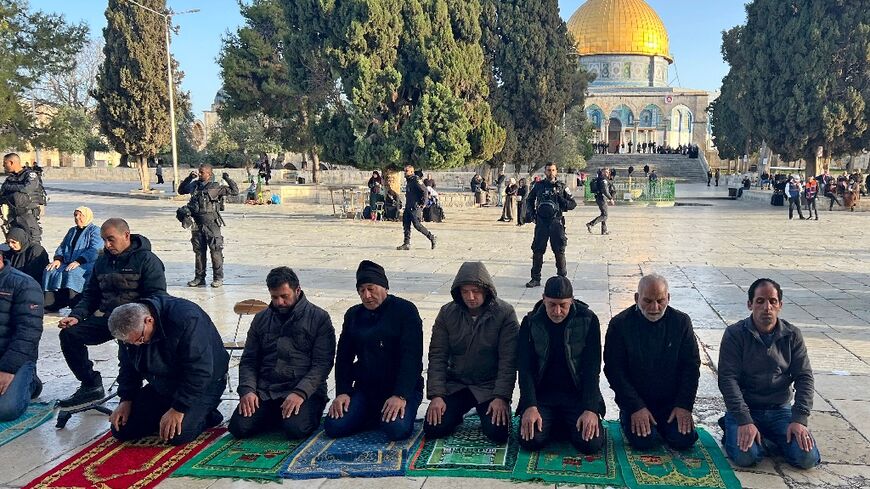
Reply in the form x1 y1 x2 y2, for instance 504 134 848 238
326 260 424 440
517 276 606 454
397 164 436 250
425 261 519 443
229 267 336 440
524 163 577 288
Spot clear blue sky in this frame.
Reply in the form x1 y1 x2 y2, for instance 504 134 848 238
32 0 747 118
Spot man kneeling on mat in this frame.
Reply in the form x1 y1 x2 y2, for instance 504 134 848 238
517 276 606 453
108 295 228 445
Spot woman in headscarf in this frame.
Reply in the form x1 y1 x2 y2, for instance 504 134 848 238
42 206 103 312
4 227 49 285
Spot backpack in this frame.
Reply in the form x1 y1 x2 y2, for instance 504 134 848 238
589 177 601 194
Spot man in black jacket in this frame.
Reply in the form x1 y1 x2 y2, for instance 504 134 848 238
178 164 239 288
0 255 43 421
525 163 577 288
517 276 606 454
57 218 167 408
107 295 228 445
586 168 615 235
425 262 518 443
229 267 336 440
1 153 44 244
326 260 424 440
397 164 436 250
604 274 700 451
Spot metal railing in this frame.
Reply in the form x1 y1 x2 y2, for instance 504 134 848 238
584 178 676 202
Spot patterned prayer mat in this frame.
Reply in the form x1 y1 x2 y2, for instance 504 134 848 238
511 420 624 485
23 428 225 489
613 426 742 489
407 416 519 479
172 431 306 480
0 402 54 447
280 422 423 479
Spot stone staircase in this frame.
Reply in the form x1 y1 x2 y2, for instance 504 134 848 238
585 154 709 183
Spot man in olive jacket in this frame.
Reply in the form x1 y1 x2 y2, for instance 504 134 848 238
517 276 606 454
425 261 518 443
229 267 336 440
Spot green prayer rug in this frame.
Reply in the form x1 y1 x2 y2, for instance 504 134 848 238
511 420 623 485
407 416 519 479
613 425 742 489
0 402 54 447
172 431 306 481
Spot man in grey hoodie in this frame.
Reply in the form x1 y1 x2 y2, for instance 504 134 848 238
718 278 820 469
425 262 519 443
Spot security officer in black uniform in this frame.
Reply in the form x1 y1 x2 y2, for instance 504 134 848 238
178 164 239 288
1 153 44 244
586 168 615 236
396 164 436 250
525 163 576 288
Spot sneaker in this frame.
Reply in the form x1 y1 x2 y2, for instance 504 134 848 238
586 223 593 234
429 235 437 250
396 243 410 250
211 279 223 288
30 374 43 400
525 279 541 288
58 382 105 408
187 278 205 287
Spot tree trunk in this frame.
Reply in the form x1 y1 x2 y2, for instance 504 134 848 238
118 154 130 168
85 150 95 168
310 149 321 184
137 155 151 191
805 154 818 179
384 167 402 199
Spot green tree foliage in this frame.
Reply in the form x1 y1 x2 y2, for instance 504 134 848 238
710 26 757 162
0 0 87 147
93 0 173 190
205 114 282 167
482 0 591 173
38 105 108 165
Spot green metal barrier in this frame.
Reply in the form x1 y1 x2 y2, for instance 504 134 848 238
584 178 676 202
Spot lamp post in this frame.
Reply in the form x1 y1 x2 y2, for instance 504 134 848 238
125 0 198 193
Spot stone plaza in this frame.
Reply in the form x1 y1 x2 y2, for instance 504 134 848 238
0 183 868 489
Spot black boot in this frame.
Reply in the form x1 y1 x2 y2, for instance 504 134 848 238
396 241 411 250
187 278 205 287
555 253 567 277
429 234 437 249
58 373 105 408
527 253 544 287
30 374 43 400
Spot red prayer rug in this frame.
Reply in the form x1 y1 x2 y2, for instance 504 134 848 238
24 428 225 489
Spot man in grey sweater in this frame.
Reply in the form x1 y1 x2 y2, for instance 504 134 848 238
718 278 820 469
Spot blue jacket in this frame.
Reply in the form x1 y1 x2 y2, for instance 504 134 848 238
43 224 103 293
0 265 44 373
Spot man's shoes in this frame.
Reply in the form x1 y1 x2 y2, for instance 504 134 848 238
717 416 726 444
586 223 593 234
429 235 437 250
58 382 105 408
30 374 43 400
602 231 610 235
211 279 223 288
187 278 205 287
497 217 505 222
525 279 541 288
396 243 410 250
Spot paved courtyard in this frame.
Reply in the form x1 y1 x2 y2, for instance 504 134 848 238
1 184 869 489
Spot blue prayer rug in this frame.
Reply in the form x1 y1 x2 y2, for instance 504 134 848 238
0 402 55 447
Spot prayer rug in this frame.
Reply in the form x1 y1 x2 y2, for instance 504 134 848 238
23 428 225 489
280 422 423 479
172 431 306 480
613 426 742 489
407 416 519 479
0 402 54 447
511 420 623 485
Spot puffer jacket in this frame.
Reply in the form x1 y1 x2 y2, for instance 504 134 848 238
237 292 336 401
117 294 229 413
70 234 166 320
0 264 43 373
427 262 518 403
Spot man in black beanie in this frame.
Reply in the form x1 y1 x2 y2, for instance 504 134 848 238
517 276 606 454
326 260 424 440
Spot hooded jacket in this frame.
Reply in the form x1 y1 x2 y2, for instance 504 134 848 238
427 262 519 403
2 228 49 285
116 294 229 413
70 234 167 320
237 292 336 401
0 264 43 374
517 299 605 416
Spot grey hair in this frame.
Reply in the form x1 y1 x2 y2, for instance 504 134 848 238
108 303 150 340
638 273 669 294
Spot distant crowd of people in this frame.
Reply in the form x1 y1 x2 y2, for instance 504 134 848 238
594 141 700 157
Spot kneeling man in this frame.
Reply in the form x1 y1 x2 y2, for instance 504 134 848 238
604 274 700 450
718 278 820 469
229 267 335 439
325 260 423 441
425 262 518 443
517 276 605 453
108 294 228 445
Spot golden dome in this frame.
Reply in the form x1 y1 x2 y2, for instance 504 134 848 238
567 0 672 62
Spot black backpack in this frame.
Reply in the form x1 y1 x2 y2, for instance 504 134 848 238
590 177 601 194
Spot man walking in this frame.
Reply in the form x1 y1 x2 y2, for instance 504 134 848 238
397 164 436 250
587 169 615 235
525 163 577 288
178 164 239 288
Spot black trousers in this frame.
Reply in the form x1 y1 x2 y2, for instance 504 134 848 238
111 383 224 446
228 396 326 440
10 212 42 244
530 217 567 281
806 198 818 219
519 403 604 454
402 207 432 242
59 315 113 384
516 200 525 225
587 197 608 233
619 406 698 451
191 221 224 281
157 174 165 184
44 289 80 312
788 197 805 219
423 389 510 443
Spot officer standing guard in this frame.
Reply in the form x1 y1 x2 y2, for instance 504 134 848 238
525 163 576 288
1 153 45 244
178 164 239 288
